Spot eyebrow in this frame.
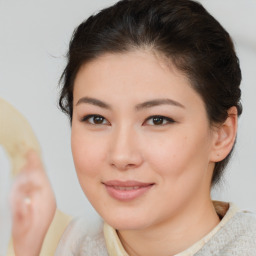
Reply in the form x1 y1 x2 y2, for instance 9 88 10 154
135 98 185 110
76 97 185 110
76 97 111 109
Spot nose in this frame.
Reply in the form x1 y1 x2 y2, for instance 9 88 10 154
108 125 143 171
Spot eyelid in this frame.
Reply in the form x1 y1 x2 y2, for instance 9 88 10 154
80 114 175 126
143 115 175 126
81 114 110 125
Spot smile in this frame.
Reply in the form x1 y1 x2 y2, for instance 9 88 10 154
103 180 154 201
112 186 141 190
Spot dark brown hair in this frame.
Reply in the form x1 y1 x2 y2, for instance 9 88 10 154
59 0 242 185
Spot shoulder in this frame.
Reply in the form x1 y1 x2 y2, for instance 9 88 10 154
221 211 256 255
226 210 256 240
197 209 256 256
55 216 108 256
236 210 256 226
231 210 256 240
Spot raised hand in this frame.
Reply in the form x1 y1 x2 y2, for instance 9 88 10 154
10 151 56 256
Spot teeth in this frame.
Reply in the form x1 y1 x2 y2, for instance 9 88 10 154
113 186 140 191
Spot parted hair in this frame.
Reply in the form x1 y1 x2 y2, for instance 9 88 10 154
59 0 242 185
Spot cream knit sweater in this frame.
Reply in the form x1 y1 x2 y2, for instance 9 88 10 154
55 202 256 256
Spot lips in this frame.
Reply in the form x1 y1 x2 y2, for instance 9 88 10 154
103 180 154 201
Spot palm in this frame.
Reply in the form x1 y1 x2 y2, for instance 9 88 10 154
11 151 56 256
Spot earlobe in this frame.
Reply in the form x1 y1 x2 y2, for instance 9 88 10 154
210 106 238 162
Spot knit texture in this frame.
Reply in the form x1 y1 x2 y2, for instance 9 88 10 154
55 217 108 256
195 212 256 256
55 204 256 256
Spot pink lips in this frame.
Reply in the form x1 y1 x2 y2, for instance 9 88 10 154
103 180 154 201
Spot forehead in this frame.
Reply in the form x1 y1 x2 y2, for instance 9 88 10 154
73 51 204 110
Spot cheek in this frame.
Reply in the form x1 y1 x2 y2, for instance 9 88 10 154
145 133 187 173
145 129 212 179
71 128 107 179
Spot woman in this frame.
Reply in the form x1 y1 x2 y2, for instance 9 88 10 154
12 0 256 255
54 0 256 255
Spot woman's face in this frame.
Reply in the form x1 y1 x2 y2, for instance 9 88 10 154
71 51 217 230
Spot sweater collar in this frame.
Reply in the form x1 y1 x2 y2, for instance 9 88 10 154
103 201 239 256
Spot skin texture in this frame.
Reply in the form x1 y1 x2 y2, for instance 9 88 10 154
11 151 56 256
71 51 237 255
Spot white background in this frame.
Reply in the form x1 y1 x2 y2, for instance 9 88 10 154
0 0 255 237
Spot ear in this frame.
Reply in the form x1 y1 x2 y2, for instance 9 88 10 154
210 106 238 162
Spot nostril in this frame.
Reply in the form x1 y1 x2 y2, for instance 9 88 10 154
110 154 143 171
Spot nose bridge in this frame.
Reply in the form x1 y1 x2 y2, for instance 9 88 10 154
109 123 142 170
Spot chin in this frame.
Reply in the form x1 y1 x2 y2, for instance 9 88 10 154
102 211 152 231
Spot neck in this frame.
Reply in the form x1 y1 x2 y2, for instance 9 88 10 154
118 198 220 256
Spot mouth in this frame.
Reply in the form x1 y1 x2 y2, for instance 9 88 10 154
102 180 155 201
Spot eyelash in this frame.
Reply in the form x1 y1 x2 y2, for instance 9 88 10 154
81 115 175 126
81 115 110 125
144 115 175 126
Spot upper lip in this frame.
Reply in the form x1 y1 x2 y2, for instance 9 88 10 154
103 180 154 187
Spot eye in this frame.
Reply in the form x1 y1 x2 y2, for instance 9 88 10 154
144 115 175 126
81 115 110 125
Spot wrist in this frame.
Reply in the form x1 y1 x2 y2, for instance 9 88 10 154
13 232 45 256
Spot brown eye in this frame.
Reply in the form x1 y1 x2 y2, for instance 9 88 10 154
144 115 175 126
93 116 105 124
152 116 164 125
81 115 109 125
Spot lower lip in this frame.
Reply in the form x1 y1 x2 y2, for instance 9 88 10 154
104 184 154 201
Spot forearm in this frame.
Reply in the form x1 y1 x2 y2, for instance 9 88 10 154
13 238 43 256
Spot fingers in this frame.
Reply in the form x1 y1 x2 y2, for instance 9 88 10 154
15 150 47 191
10 174 33 237
10 150 57 256
10 151 45 232
21 150 43 173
